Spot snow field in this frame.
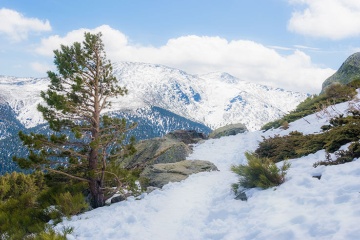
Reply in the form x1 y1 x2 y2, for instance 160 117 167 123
57 98 360 239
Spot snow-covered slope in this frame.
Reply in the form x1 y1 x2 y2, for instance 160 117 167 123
0 62 308 133
0 76 48 128
56 93 360 239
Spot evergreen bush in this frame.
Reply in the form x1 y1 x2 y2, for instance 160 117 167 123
231 152 290 190
55 192 88 218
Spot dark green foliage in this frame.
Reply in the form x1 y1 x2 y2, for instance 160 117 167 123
0 172 48 238
314 142 360 167
231 152 290 190
13 32 137 208
103 162 143 197
55 192 88 218
0 171 88 239
261 81 358 131
257 110 360 163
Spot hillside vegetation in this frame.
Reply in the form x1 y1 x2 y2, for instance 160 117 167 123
261 80 360 131
257 80 360 167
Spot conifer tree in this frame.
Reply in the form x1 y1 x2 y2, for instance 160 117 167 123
14 32 136 208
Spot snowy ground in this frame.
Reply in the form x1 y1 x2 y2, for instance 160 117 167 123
56 98 360 240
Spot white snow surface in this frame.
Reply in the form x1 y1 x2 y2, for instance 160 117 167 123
0 63 308 130
55 95 360 239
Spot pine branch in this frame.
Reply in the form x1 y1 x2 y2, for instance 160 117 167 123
43 167 91 183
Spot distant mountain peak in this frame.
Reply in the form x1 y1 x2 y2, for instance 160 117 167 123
199 72 240 84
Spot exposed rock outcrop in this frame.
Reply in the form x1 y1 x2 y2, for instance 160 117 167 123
209 123 247 139
122 130 207 169
140 160 218 188
165 129 207 144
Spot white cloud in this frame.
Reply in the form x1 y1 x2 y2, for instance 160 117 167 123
288 0 360 39
0 8 51 42
35 25 335 94
30 62 53 74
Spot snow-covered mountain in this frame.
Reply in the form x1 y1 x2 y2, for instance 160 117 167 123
0 62 308 133
114 62 308 130
0 63 308 173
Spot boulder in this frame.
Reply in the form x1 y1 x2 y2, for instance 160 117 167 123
165 129 207 144
110 194 127 204
235 190 248 201
140 160 218 188
209 123 247 139
122 137 191 169
122 130 207 169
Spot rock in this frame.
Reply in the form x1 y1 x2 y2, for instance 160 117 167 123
110 194 127 204
235 190 248 201
209 123 247 139
145 186 159 194
122 137 192 169
165 130 207 144
122 130 207 169
140 160 219 188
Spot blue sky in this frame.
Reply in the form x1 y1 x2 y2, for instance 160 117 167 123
1 0 360 93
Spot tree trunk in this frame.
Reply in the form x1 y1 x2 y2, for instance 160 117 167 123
89 178 105 208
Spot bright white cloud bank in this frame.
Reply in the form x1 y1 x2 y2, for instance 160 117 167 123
288 0 360 40
0 8 51 42
35 25 334 93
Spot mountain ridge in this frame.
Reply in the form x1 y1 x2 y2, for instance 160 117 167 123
0 62 308 132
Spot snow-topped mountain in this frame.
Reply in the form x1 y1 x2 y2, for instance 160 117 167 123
0 76 49 129
114 62 308 130
0 63 308 174
0 62 308 140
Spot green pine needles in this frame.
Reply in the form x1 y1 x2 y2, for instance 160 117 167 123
231 152 290 190
13 32 136 208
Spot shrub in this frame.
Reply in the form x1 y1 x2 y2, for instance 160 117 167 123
55 192 88 218
256 114 360 163
231 152 290 190
0 171 87 238
314 142 360 167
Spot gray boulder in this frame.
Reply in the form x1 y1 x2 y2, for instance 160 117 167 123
209 123 247 139
165 129 207 144
140 160 218 188
122 130 207 169
122 137 191 169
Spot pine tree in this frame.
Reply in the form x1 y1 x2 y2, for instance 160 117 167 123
14 32 136 208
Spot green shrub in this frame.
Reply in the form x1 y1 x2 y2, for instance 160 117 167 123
256 114 360 163
104 162 143 197
314 142 360 167
231 152 290 190
55 191 88 218
0 171 87 238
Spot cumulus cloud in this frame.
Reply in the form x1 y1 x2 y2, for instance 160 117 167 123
35 25 334 94
288 0 360 39
0 8 51 42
